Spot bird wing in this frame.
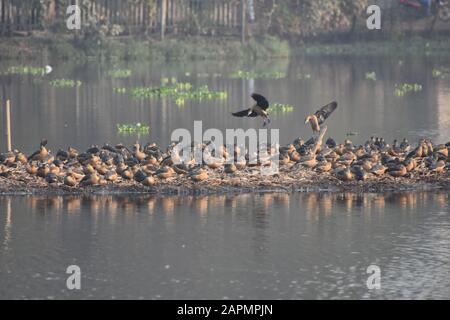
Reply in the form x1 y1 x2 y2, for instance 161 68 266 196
251 93 269 110
232 109 258 117
315 101 338 125
28 150 40 161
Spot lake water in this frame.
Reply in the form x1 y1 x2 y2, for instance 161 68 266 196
0 55 450 153
1 55 450 300
0 192 449 300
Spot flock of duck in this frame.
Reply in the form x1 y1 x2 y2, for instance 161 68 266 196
0 93 449 191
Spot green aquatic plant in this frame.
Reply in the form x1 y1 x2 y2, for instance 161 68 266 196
229 70 286 79
432 68 450 78
432 69 443 78
365 71 377 81
394 83 423 97
49 79 82 88
270 103 295 113
113 87 127 93
297 73 312 80
119 82 227 106
108 69 132 78
117 123 150 134
161 77 177 85
3 66 47 76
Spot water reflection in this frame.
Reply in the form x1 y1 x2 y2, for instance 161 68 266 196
12 192 448 221
0 192 449 299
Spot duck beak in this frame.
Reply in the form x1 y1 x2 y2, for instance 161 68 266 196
304 118 309 125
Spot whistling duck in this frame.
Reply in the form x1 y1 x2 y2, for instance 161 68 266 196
326 137 337 148
116 162 128 175
133 170 147 183
64 173 78 187
336 168 354 181
299 155 318 168
45 173 58 184
232 93 271 127
172 164 189 175
435 144 449 158
289 150 301 162
388 164 407 178
26 162 38 175
95 164 109 175
204 154 224 169
235 158 247 170
279 152 291 166
189 168 209 182
15 152 27 164
121 168 134 180
133 142 147 162
105 170 118 182
37 165 50 178
431 160 445 173
0 165 11 177
83 164 96 175
304 101 338 134
403 158 416 172
225 163 237 174
352 166 368 181
370 164 387 176
80 172 100 186
29 139 49 162
142 176 156 186
316 160 332 173
156 166 175 179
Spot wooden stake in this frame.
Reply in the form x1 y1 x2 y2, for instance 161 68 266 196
241 0 246 44
6 99 11 152
160 0 167 40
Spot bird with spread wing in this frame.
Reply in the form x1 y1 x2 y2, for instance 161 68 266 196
232 93 271 127
304 101 338 133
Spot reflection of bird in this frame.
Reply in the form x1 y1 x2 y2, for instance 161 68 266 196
232 93 271 126
304 101 338 133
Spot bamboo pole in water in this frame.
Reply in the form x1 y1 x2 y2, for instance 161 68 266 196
5 99 11 152
241 0 246 43
160 0 167 40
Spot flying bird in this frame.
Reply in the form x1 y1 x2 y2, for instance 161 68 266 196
304 101 338 133
232 93 271 127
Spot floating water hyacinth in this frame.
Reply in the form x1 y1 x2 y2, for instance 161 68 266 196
49 79 82 88
117 123 150 133
270 103 295 113
297 73 312 80
113 87 127 93
432 68 450 78
365 71 377 81
229 70 286 79
161 77 177 85
394 83 423 97
3 66 47 76
109 69 132 78
118 82 227 106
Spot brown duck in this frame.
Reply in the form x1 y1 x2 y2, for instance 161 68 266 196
304 101 338 133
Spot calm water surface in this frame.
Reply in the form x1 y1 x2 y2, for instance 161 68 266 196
1 55 450 299
0 55 450 153
0 192 449 300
